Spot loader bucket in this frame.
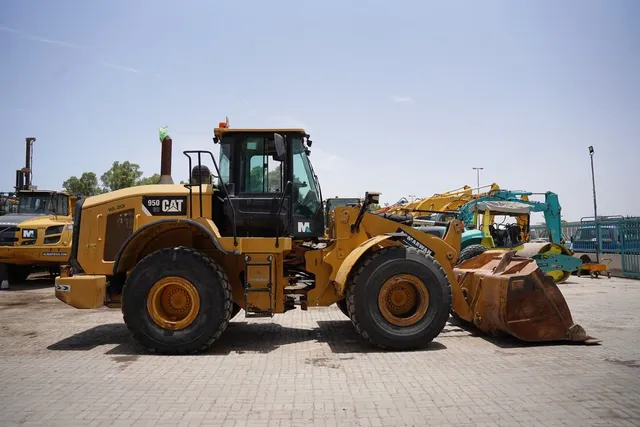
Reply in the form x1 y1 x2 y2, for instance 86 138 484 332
452 250 598 344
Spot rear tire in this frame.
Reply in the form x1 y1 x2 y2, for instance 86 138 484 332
345 246 452 350
456 244 488 265
122 247 233 355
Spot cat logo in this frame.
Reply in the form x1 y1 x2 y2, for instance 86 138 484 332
297 221 311 233
162 199 184 213
142 196 188 216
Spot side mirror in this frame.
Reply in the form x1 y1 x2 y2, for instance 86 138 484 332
365 191 381 205
274 133 286 162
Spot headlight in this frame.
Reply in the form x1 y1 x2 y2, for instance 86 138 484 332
66 224 73 231
45 225 65 235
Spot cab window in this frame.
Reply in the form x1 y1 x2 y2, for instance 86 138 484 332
240 137 283 193
292 137 320 215
56 195 69 216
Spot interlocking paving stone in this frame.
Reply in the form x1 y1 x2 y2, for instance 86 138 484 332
0 276 639 426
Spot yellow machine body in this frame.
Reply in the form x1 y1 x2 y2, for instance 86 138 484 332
57 183 463 311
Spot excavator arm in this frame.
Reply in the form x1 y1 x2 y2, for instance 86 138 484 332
457 189 581 283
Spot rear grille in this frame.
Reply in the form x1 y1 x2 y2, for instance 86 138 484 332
0 226 18 246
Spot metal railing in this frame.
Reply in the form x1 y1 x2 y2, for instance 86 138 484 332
531 216 640 278
182 150 238 247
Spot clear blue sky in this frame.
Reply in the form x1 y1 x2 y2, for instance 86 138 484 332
1 0 639 221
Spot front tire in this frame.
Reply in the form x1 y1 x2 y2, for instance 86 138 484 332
336 299 349 318
345 246 452 350
122 247 233 355
456 244 488 265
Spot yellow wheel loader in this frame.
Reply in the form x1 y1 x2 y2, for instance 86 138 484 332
54 122 596 354
0 138 76 283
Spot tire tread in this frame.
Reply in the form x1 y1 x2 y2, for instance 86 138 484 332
121 246 233 355
345 246 452 350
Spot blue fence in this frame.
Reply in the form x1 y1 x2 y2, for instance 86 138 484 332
531 217 640 278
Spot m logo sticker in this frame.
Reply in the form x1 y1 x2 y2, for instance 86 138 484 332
22 229 36 239
297 221 311 233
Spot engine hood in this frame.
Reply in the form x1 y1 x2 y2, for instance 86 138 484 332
0 214 42 227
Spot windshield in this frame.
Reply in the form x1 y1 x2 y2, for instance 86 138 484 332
18 194 53 214
292 137 321 215
218 142 231 185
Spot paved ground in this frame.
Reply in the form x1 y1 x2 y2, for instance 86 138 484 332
0 274 639 427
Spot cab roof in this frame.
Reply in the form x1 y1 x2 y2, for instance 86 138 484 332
214 127 307 137
17 189 70 196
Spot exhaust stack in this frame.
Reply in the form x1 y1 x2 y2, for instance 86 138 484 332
15 137 35 191
158 131 174 185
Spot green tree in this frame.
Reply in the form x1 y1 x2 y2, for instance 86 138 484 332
100 161 144 191
250 166 265 192
62 172 102 197
136 173 161 186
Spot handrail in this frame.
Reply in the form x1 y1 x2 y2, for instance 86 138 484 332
275 181 292 248
183 150 238 247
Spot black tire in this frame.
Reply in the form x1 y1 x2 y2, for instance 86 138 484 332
345 246 452 350
456 244 488 266
122 247 233 355
7 265 32 283
230 302 242 320
577 255 592 276
336 299 349 318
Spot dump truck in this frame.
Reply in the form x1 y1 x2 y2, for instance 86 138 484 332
54 122 594 354
0 138 76 283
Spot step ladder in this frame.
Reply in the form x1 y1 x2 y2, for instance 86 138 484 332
243 254 274 318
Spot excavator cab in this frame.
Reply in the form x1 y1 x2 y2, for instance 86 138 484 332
211 127 324 239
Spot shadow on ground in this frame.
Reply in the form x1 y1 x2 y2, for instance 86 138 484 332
46 312 595 356
47 318 447 356
2 278 54 291
447 315 601 349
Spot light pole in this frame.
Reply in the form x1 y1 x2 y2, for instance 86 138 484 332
472 167 483 194
589 146 600 263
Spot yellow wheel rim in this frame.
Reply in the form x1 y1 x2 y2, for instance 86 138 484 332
378 274 430 327
146 276 200 330
540 244 571 283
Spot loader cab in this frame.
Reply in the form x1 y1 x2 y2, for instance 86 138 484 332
212 126 324 240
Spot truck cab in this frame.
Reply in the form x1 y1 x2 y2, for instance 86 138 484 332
0 189 75 282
